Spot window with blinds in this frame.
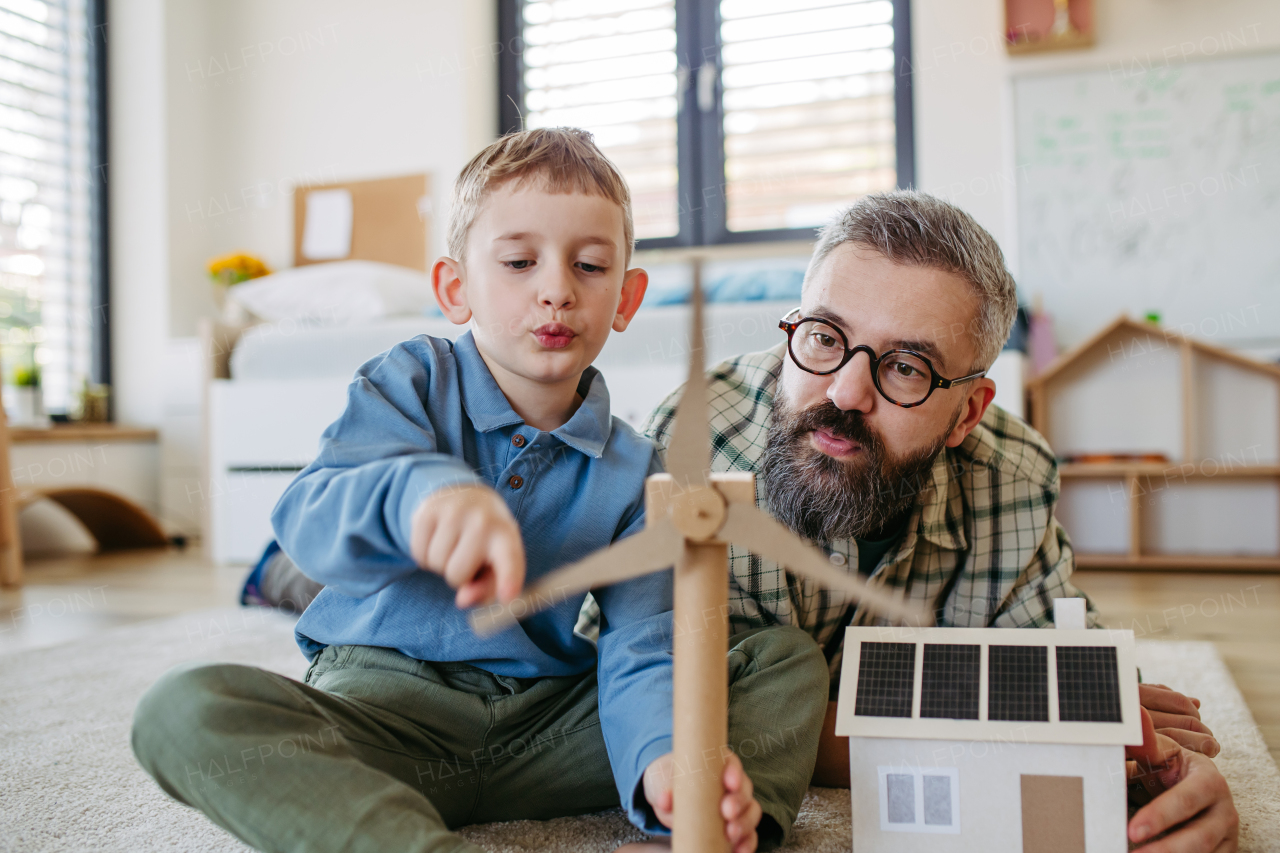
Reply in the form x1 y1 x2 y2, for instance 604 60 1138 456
504 0 910 247
720 0 898 232
520 0 681 241
0 0 94 415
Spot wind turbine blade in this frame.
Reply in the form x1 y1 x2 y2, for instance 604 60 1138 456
719 502 934 627
470 519 684 636
664 268 710 488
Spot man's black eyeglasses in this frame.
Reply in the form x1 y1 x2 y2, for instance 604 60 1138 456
778 308 986 408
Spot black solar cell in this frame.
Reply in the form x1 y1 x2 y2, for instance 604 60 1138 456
1057 646 1123 723
854 642 916 717
920 644 980 719
988 645 1050 722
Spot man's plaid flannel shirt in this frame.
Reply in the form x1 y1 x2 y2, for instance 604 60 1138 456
641 344 1097 685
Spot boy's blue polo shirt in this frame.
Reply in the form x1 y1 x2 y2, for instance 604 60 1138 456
272 331 674 831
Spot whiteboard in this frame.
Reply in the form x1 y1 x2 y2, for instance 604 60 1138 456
1013 52 1280 351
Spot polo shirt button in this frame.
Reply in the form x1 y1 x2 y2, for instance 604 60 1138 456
512 435 526 448
509 475 524 490
829 553 847 566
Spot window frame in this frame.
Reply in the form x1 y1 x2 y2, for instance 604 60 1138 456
89 0 110 403
876 765 961 834
497 0 915 250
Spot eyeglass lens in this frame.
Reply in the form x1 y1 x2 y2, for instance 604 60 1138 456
791 319 934 405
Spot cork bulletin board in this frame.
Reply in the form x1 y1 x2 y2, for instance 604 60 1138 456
293 173 431 271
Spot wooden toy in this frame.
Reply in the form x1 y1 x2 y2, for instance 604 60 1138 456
836 600 1142 852
472 275 930 852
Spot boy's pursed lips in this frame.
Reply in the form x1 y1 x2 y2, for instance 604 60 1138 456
533 322 577 349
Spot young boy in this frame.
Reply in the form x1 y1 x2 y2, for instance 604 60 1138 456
131 129 829 852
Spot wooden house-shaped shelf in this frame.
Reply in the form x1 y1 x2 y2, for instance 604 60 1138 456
1028 316 1280 571
835 621 1141 852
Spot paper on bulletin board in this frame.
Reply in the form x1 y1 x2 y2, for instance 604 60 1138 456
301 188 353 260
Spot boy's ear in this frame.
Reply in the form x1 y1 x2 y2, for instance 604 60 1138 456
612 267 648 333
432 257 472 325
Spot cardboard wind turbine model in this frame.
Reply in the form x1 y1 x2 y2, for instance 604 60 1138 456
473 278 931 853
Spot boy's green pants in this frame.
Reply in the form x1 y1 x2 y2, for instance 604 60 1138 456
131 625 828 853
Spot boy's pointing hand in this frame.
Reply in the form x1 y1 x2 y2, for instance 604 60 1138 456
410 484 526 608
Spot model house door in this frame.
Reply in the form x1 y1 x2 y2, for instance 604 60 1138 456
1020 775 1085 853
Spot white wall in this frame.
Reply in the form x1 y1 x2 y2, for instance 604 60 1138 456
910 0 1280 326
165 0 498 336
109 1 498 534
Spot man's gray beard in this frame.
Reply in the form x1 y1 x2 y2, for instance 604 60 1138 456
761 396 955 544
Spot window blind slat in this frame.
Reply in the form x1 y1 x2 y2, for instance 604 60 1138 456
0 56 68 95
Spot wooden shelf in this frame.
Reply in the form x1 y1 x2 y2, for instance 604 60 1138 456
9 424 158 444
1076 554 1280 572
1060 462 1280 478
1006 29 1096 55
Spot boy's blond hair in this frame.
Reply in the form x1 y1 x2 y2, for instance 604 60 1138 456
446 128 634 265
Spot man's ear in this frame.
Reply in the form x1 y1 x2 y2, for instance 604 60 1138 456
612 267 649 332
432 257 472 325
944 377 996 448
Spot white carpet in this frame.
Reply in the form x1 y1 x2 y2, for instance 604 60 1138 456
1 607 1276 852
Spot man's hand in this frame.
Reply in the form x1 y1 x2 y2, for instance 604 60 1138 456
1126 708 1238 851
409 484 525 609
642 752 762 853
1140 683 1220 757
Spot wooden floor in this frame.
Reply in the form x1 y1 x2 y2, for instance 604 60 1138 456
2 550 1277 764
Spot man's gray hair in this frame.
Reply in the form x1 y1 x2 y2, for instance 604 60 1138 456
806 190 1019 373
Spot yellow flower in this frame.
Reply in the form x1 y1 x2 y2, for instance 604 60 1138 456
207 252 271 286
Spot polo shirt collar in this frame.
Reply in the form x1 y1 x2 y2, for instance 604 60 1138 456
455 331 612 459
552 367 611 459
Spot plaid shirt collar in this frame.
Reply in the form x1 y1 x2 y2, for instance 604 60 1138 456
916 448 968 552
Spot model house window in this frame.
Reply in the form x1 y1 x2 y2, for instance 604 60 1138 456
877 766 960 834
0 0 106 414
499 0 914 248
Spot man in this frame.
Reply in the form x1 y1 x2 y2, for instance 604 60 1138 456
645 191 1237 851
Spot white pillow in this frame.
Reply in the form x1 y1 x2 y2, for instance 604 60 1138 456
226 260 435 325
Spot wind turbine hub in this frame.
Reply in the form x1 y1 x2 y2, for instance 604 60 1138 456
668 485 727 541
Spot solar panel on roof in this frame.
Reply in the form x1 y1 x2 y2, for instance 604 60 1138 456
1057 646 1123 722
919 644 980 719
854 642 915 718
988 645 1050 722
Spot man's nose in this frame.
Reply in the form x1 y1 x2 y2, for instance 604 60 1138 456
826 351 876 413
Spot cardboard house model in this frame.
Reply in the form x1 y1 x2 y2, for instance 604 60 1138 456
835 600 1141 852
1027 315 1280 570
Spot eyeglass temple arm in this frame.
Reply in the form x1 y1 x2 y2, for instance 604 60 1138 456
936 369 988 389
